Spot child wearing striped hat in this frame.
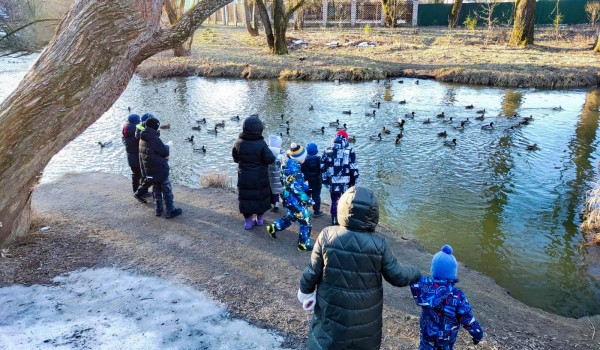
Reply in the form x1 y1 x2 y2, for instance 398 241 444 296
266 143 315 251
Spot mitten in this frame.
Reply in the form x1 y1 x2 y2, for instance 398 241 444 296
303 293 316 311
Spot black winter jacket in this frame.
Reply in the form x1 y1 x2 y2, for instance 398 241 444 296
232 116 275 214
300 186 421 350
139 128 170 183
301 155 321 188
122 122 140 168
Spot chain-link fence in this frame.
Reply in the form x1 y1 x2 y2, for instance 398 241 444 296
208 0 415 27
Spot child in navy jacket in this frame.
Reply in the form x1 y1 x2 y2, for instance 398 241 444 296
410 245 483 349
301 143 323 217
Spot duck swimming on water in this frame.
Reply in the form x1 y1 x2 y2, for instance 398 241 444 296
312 126 325 134
369 133 382 141
444 139 457 147
98 141 112 148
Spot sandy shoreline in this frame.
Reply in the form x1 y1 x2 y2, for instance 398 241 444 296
137 25 600 88
0 172 598 349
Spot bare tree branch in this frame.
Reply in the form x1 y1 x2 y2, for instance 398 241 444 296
0 18 59 42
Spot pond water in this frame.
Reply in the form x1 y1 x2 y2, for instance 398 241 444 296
2 56 600 318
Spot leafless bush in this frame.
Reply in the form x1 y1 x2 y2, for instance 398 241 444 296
475 0 500 31
586 1 600 27
200 172 232 189
581 182 600 246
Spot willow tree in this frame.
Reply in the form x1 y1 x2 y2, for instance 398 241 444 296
164 0 193 56
448 0 463 28
0 0 232 247
255 0 306 54
509 0 536 46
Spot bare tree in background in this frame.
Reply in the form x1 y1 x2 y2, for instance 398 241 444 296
254 0 306 54
0 0 60 52
448 0 463 28
509 0 536 46
0 0 232 247
244 0 259 36
475 0 500 31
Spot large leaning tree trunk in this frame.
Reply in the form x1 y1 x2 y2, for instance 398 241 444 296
448 0 463 28
164 0 192 56
0 0 232 247
509 0 536 46
244 0 259 36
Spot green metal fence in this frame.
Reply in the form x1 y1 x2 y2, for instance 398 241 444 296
418 0 591 27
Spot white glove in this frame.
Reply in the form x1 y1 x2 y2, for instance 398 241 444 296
297 289 316 311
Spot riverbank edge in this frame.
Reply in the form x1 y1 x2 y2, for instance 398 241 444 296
1 172 599 349
137 57 600 89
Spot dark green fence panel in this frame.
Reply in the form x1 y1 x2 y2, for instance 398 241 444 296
418 0 590 27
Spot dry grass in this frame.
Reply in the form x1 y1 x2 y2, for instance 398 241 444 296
582 183 600 246
199 171 232 189
137 25 600 88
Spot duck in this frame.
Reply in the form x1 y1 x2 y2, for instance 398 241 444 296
329 119 340 126
191 125 201 131
507 113 519 120
481 122 494 130
512 122 521 129
342 110 352 115
348 135 357 143
285 127 290 135
526 143 539 151
336 123 347 130
462 118 471 124
230 115 240 121
392 119 405 128
552 106 563 111
423 118 432 125
442 117 453 124
398 80 404 84
504 126 515 133
194 145 207 153
159 123 171 129
465 104 474 110
523 115 534 122
370 101 381 109
520 119 529 126
437 131 448 138
196 118 207 124
312 126 325 134
415 80 420 85
436 112 445 118
207 126 218 134
369 133 383 141
381 126 391 134
476 109 486 114
308 104 314 111
97 141 112 148
395 132 403 144
127 106 131 113
215 121 225 128
365 110 376 117
454 121 466 130
405 111 415 119
444 138 457 147
279 120 290 128
399 99 407 105
273 114 284 120
475 114 485 121
185 135 194 142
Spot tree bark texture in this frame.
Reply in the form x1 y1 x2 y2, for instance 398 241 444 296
272 0 289 54
0 0 232 246
509 0 536 46
165 0 192 56
449 0 463 28
254 0 274 49
244 0 259 36
594 33 600 52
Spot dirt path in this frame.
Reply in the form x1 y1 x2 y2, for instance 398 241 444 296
1 172 599 349
137 26 600 88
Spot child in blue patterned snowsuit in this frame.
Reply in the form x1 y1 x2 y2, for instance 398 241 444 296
266 143 314 252
410 245 484 350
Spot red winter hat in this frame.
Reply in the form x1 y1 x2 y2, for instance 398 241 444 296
336 130 349 140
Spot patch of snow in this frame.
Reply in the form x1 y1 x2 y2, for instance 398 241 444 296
356 41 377 48
0 268 291 350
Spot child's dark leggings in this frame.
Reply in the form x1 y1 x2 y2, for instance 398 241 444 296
330 192 341 219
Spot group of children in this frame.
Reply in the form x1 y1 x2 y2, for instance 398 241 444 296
265 129 359 252
122 113 182 219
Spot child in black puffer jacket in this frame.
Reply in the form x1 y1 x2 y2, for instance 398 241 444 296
301 143 323 217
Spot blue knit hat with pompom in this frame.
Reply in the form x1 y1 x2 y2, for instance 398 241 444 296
431 245 457 280
141 113 154 123
128 114 140 125
306 143 318 156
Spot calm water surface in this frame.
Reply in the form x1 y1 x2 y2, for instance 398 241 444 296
2 56 599 317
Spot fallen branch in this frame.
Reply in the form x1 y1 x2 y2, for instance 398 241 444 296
0 19 60 43
586 316 596 340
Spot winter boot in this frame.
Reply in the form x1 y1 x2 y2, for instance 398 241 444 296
255 215 264 226
155 199 163 217
133 192 147 204
314 211 324 218
165 208 182 219
244 217 255 230
266 224 277 239
272 202 279 212
297 242 313 252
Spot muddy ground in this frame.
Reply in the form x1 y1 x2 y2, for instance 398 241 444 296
137 25 600 88
1 172 599 349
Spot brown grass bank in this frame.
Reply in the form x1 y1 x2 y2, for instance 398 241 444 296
137 25 600 88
